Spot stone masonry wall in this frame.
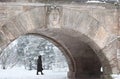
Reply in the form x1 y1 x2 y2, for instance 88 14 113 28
0 2 119 77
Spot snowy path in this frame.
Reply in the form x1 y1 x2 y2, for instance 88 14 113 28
0 67 67 79
0 67 120 79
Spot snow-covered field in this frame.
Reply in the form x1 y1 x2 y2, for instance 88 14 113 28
0 67 120 79
0 67 67 79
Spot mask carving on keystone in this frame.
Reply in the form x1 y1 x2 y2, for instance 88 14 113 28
47 5 62 28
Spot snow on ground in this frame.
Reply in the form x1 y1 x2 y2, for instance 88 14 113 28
1 67 120 79
111 74 120 79
0 67 67 79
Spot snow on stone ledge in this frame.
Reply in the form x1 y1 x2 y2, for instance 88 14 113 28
86 0 105 3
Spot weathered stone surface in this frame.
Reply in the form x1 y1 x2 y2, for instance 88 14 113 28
0 2 119 79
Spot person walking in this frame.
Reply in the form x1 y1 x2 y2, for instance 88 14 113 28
36 55 43 75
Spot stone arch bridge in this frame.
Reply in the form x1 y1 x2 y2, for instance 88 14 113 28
0 2 120 79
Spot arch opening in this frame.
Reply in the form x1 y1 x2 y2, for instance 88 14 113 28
0 34 70 79
30 28 112 79
0 28 113 79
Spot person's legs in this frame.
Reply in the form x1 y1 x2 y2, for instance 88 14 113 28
41 71 44 75
36 71 39 75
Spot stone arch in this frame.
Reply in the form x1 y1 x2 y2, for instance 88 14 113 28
0 27 113 79
30 28 113 78
0 5 115 79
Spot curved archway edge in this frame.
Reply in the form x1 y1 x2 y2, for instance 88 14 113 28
1 28 113 79
27 28 112 78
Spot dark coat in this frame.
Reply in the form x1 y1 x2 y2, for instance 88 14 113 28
37 56 43 72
